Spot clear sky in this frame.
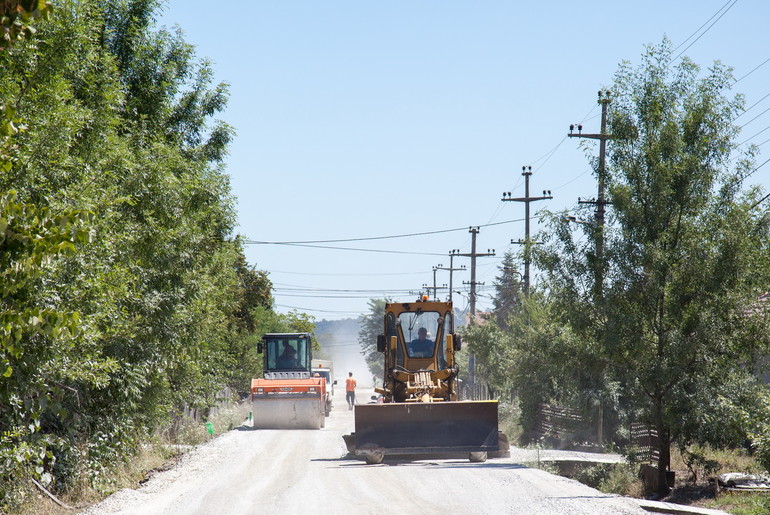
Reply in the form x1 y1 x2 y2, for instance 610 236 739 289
158 0 769 320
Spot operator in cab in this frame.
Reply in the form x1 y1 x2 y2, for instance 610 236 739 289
276 342 299 368
409 327 434 357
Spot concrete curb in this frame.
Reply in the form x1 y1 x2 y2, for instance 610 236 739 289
637 499 728 515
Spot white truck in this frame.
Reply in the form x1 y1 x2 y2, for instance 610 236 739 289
311 359 336 416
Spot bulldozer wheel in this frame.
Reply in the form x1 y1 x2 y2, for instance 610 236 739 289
469 452 487 463
364 453 384 465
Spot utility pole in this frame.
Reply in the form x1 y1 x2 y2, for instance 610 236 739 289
457 227 495 319
456 227 494 387
430 265 447 301
568 90 612 300
436 250 466 303
502 166 552 295
567 91 613 449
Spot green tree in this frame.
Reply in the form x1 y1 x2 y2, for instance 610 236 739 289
358 298 388 379
0 0 52 50
0 0 251 501
491 251 523 330
536 40 770 494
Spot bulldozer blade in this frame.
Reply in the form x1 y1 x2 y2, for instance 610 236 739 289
353 401 499 455
252 395 322 429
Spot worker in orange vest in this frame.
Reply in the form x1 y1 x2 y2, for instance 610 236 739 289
345 372 357 410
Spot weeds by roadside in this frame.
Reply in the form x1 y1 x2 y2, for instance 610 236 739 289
8 400 250 514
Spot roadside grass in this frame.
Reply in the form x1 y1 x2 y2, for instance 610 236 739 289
702 492 770 515
16 400 250 514
665 445 770 514
571 462 643 497
530 442 768 515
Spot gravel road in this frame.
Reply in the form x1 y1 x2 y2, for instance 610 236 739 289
79 389 647 515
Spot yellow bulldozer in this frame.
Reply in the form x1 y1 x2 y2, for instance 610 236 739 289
344 299 507 464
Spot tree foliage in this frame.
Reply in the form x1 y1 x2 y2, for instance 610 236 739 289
491 251 523 330
358 298 388 379
535 40 770 494
0 0 280 508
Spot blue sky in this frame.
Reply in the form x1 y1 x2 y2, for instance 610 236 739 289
159 1 769 320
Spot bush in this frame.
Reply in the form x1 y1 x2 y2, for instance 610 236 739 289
573 463 640 496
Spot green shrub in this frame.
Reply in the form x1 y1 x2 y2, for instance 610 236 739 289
573 463 640 496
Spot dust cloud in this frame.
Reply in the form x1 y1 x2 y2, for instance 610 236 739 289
314 318 374 387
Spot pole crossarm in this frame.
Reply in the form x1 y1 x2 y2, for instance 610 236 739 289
567 90 613 301
500 166 552 296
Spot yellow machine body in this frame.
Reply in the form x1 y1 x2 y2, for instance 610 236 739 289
345 300 503 463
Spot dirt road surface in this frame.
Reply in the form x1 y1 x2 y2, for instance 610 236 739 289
80 388 647 515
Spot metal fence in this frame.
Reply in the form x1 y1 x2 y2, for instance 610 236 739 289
461 381 492 400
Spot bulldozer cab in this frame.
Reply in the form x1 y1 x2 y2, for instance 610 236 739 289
382 301 456 372
260 333 312 375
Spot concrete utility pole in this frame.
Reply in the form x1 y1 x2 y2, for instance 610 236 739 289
567 91 613 449
436 250 466 303
568 90 612 299
502 166 552 296
457 227 495 319
430 265 447 301
456 227 494 387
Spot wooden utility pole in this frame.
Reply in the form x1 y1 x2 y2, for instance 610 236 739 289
502 166 552 295
568 90 612 299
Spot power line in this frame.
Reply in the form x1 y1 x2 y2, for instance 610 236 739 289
739 104 770 129
672 0 738 61
244 218 526 245
735 57 770 84
267 269 426 277
745 156 770 191
274 304 362 315
739 124 770 146
273 284 413 294
734 91 770 121
277 293 407 299
552 167 592 191
256 242 447 256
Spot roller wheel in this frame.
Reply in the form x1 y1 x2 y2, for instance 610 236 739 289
469 452 487 463
364 453 384 465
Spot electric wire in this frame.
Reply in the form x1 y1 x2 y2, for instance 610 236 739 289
257 242 447 256
274 304 362 315
672 0 738 61
273 283 415 294
745 156 770 188
552 167 592 191
268 269 426 277
244 217 526 245
739 125 770 146
734 57 770 84
734 91 770 121
738 104 770 129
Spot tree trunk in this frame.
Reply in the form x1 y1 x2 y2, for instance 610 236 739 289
655 400 671 497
